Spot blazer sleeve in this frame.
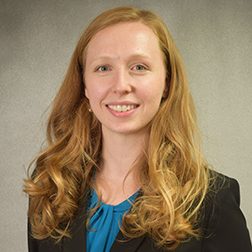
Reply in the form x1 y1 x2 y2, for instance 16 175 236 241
202 177 252 252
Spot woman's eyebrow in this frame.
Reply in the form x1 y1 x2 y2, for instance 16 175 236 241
129 53 152 60
91 54 119 61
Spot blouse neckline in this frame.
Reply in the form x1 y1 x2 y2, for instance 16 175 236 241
89 187 140 212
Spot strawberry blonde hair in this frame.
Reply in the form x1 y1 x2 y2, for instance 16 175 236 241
24 6 210 250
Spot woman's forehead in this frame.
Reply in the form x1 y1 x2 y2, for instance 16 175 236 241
85 22 162 62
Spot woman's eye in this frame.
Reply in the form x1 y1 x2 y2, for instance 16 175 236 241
96 66 109 72
133 65 147 71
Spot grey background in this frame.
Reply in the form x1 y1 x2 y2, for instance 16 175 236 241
1 0 251 251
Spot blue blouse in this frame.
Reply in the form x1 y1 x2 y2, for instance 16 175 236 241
86 188 139 252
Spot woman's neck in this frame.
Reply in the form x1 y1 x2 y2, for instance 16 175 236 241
95 129 148 205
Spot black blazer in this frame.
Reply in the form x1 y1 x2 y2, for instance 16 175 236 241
28 175 252 252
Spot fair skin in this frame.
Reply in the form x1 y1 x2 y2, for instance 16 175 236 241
84 22 167 205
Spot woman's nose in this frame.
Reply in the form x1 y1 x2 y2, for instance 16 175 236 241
112 69 132 95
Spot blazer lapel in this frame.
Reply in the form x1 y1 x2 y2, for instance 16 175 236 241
110 230 146 252
62 190 89 252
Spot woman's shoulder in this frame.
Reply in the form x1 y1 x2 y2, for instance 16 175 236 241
203 170 241 225
208 169 238 190
199 169 252 251
206 169 240 207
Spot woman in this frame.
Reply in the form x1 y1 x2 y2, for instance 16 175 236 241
24 6 252 252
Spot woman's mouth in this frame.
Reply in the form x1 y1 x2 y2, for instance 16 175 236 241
107 104 138 112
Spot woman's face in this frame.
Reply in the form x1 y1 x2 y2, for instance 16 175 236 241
84 22 167 136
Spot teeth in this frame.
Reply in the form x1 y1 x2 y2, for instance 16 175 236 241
108 104 137 112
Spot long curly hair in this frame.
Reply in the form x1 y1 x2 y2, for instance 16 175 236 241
24 6 210 250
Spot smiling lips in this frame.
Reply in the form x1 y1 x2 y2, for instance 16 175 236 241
107 104 138 112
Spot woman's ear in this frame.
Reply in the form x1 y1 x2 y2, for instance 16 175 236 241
162 78 169 98
162 88 168 98
85 87 89 99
